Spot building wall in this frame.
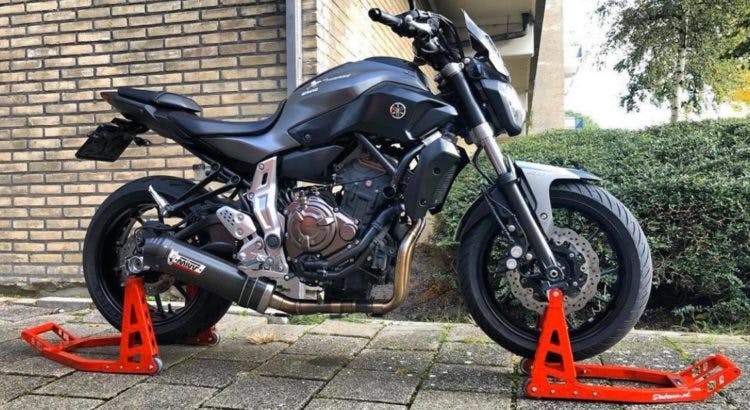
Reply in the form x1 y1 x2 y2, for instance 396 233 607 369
314 0 417 72
0 0 429 286
0 0 320 286
528 0 564 132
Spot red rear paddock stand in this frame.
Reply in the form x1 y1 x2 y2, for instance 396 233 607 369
185 326 221 346
522 289 742 404
183 284 221 346
20 276 213 375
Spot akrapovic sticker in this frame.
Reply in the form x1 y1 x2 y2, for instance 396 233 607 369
166 249 206 275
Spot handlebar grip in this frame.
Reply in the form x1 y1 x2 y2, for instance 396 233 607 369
368 8 403 28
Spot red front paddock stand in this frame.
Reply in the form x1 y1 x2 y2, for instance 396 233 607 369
20 277 163 375
522 289 742 403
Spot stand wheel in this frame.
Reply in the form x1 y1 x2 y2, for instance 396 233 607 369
519 358 533 376
153 357 163 374
521 379 534 397
207 331 221 346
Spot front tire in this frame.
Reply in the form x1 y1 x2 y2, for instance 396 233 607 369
83 176 232 344
457 182 652 360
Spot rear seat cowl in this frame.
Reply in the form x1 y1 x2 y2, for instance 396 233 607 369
117 88 202 113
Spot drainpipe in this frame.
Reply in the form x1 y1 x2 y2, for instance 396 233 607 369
285 0 302 95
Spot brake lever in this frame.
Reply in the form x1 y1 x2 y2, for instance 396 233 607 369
405 18 433 36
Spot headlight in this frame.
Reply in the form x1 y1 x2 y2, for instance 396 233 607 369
481 79 526 137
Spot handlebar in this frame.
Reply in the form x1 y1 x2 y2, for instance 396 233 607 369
368 8 403 30
368 7 457 70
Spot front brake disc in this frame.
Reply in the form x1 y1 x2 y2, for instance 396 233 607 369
507 226 601 314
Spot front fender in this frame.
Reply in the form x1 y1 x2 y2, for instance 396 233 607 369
454 161 601 241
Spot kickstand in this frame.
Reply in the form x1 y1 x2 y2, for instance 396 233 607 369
522 289 742 403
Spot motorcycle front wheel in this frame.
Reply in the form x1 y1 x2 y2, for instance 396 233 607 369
457 182 652 360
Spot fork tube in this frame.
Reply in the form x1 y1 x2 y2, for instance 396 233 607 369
442 63 560 274
472 124 559 273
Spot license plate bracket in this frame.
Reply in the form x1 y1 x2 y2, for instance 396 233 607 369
75 119 148 162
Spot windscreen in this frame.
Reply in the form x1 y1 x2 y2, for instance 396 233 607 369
463 11 509 77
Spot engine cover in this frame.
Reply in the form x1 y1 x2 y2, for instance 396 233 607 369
284 194 358 258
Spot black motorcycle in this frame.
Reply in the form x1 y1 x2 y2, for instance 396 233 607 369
77 3 652 360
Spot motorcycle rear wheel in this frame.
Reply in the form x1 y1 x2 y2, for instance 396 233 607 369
83 176 232 344
457 182 652 360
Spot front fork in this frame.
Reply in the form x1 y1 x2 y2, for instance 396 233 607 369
472 123 561 278
441 63 562 279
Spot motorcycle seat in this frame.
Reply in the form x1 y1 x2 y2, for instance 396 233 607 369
167 102 285 138
118 88 201 113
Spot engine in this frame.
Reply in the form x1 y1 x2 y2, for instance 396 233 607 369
281 150 399 297
283 154 391 259
283 193 358 258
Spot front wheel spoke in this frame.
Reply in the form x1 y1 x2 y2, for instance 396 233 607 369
586 227 601 242
601 266 619 276
594 295 611 304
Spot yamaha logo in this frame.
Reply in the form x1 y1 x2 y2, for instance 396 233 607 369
389 102 406 119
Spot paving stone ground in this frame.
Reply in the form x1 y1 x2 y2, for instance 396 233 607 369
0 302 747 409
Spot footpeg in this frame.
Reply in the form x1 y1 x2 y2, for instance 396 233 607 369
216 206 257 240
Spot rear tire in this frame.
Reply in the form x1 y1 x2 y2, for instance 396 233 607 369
457 182 652 360
83 176 232 344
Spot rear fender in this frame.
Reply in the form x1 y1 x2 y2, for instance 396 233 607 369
453 161 601 241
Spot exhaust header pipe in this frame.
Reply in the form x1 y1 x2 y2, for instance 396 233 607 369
266 218 425 314
142 236 274 313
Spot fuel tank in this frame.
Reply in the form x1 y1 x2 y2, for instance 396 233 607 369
203 57 457 165
288 57 457 145
288 57 432 122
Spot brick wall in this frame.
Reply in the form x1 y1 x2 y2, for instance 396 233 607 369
0 0 423 287
315 0 417 72
0 0 310 286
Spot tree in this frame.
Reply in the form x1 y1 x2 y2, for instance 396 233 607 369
597 0 750 122
728 15 750 61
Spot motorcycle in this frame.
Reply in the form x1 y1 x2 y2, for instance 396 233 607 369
76 2 652 360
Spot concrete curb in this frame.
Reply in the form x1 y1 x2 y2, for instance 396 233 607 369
1 295 288 323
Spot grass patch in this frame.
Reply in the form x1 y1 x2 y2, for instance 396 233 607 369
662 336 691 362
288 314 327 325
339 313 370 324
461 335 491 345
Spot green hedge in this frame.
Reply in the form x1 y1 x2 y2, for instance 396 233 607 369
432 119 750 330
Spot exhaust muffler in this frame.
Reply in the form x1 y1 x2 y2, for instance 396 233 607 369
141 236 275 313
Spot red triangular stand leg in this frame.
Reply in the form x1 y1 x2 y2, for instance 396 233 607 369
524 288 742 403
21 277 162 375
